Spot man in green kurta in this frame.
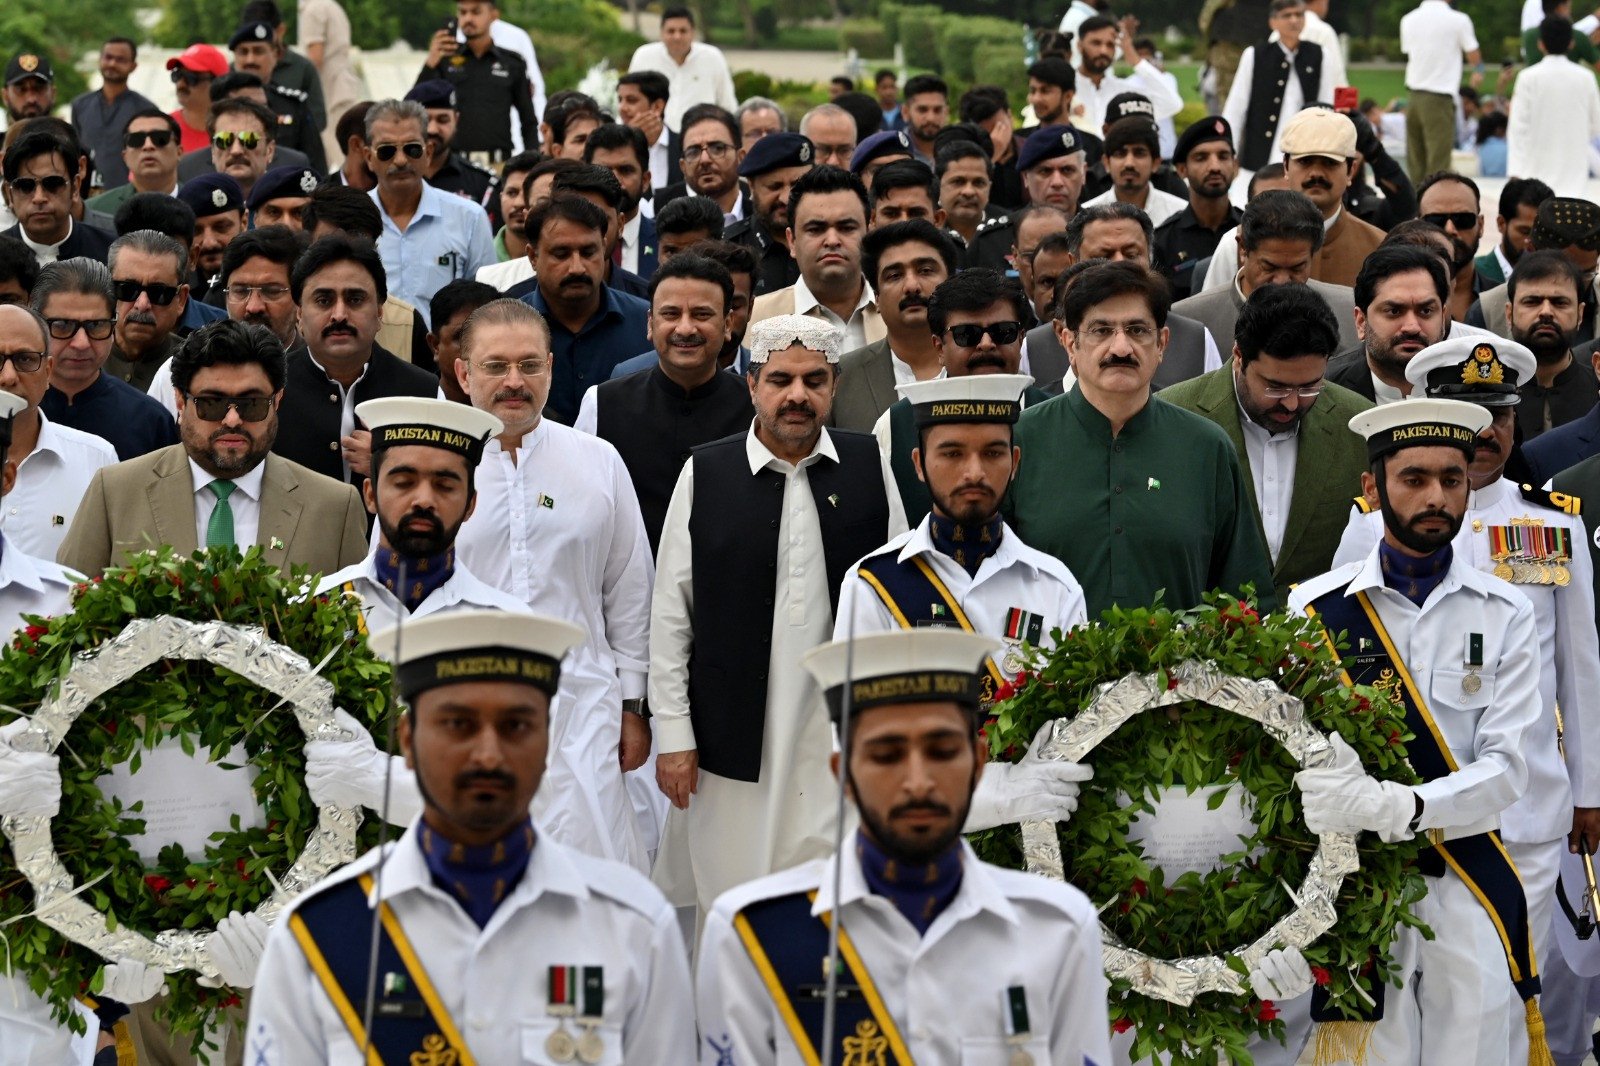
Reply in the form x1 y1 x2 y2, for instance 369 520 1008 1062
1007 260 1278 617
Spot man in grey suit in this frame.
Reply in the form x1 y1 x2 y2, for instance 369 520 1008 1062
1021 202 1222 392
1171 189 1362 355
58 319 367 578
831 219 959 432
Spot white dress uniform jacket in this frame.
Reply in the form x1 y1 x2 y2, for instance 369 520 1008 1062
316 552 531 636
696 841 1111 1066
246 820 697 1065
1506 54 1600 199
1289 545 1542 1065
455 422 658 873
834 515 1088 661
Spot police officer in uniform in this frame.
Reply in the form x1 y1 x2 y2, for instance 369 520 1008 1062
230 20 327 175
966 126 1088 275
724 131 813 297
1077 92 1189 205
418 10 537 163
406 80 497 211
1291 397 1550 1064
697 627 1113 1065
246 609 697 1064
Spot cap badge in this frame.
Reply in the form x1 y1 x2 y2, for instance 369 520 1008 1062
1464 344 1505 386
18 55 38 73
255 24 268 38
1061 132 1074 148
299 171 317 194
896 131 910 147
1214 119 1225 133
211 188 228 208
798 142 811 163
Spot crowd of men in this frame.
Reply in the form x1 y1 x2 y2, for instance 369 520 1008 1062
5 0 1600 1062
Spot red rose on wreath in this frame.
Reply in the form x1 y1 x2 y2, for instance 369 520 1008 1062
143 875 171 894
1255 1000 1279 1022
1112 1018 1133 1034
1311 966 1331 986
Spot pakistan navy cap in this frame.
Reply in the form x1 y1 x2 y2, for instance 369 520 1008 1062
373 609 587 701
246 165 320 211
228 20 277 50
1017 125 1085 172
1174 116 1234 163
405 79 458 111
1404 335 1535 407
1531 197 1600 252
0 391 26 450
739 132 813 178
4 53 52 86
178 173 245 219
355 397 503 464
849 130 912 174
747 314 843 364
802 629 1002 723
1349 397 1491 462
897 373 1034 427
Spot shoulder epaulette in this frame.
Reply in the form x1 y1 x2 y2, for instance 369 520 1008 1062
1352 494 1374 514
270 83 309 103
975 214 1012 235
1522 483 1582 516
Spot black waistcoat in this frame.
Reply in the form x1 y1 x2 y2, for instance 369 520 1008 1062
686 429 890 781
1240 39 1323 170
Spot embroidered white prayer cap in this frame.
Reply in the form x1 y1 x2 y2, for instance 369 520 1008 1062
746 314 843 365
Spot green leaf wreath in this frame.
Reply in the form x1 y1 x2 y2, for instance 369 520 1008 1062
0 547 391 1050
970 590 1431 1065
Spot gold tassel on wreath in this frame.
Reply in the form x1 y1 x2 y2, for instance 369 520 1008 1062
1310 1020 1374 1066
1526 997 1555 1066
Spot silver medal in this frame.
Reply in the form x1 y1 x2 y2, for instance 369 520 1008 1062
1462 671 1482 695
577 1027 605 1064
545 1026 577 1063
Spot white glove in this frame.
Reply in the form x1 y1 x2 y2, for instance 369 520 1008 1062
964 723 1094 833
204 910 269 989
0 718 60 819
304 708 396 810
1294 733 1417 843
99 959 165 1004
1248 946 1314 1001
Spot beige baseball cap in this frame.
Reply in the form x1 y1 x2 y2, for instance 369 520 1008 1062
1279 107 1358 160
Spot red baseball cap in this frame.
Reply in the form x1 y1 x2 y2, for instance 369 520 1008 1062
165 44 229 78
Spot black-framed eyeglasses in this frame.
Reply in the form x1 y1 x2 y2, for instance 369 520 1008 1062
213 131 263 152
170 69 211 86
45 317 115 341
124 129 175 150
0 350 46 373
224 284 292 303
946 321 1022 347
374 141 425 162
113 280 180 307
683 142 735 162
187 394 274 422
1421 211 1476 231
7 176 69 197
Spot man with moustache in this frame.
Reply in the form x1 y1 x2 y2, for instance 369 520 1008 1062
427 279 501 404
417 0 537 160
724 132 814 297
1082 116 1188 228
407 80 496 210
176 173 247 302
655 104 752 225
58 318 366 578
1504 250 1598 437
1070 16 1185 133
228 20 326 176
203 99 280 206
832 220 957 433
577 254 752 551
936 140 995 249
606 237 758 379
2 130 116 266
584 124 660 279
1281 108 1383 288
1325 245 1452 403
965 126 1087 275
899 74 949 168
1471 198 1600 346
86 110 185 219
105 230 191 394
1418 172 1493 321
70 38 155 192
547 164 651 300
1154 117 1243 301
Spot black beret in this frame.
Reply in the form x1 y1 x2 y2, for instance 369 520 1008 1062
1174 116 1234 163
405 79 457 110
247 166 320 210
228 20 277 49
179 173 245 218
1017 125 1084 172
849 129 912 174
738 132 814 177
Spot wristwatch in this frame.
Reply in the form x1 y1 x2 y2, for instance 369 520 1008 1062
622 698 651 720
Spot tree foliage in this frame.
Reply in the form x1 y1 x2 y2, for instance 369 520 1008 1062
0 0 141 105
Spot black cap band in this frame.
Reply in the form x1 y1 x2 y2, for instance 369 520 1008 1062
1366 421 1479 462
370 422 489 463
397 647 563 700
911 399 1021 427
824 669 981 723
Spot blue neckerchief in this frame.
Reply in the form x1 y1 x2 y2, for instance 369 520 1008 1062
928 512 1004 577
417 819 536 928
856 829 963 936
1378 541 1453 608
375 547 454 613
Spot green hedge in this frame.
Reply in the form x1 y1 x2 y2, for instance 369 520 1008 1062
938 16 1020 83
972 41 1027 104
899 9 946 72
841 19 891 58
1 0 141 104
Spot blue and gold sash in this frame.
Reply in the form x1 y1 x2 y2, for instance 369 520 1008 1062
856 552 1007 701
734 890 913 1066
289 873 478 1066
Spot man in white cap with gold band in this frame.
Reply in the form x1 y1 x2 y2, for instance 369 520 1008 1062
247 610 697 1065
1290 396 1548 1064
1333 335 1600 1063
697 628 1111 1066
650 313 907 916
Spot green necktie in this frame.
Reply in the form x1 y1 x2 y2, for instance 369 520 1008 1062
206 480 237 548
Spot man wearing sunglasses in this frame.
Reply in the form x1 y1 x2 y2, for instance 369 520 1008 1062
59 317 366 581
68 38 155 193
106 231 190 395
1418 172 1493 323
84 110 184 219
165 44 230 154
0 130 116 266
204 99 278 206
229 20 328 176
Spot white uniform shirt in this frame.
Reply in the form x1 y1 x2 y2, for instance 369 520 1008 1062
834 515 1087 662
1222 43 1337 168
697 842 1111 1066
2 411 116 560
476 255 535 291
1237 400 1300 565
246 821 697 1065
455 421 656 871
188 456 265 551
1290 543 1541 836
1057 0 1103 68
316 553 530 635
1507 55 1600 199
1400 0 1480 96
1082 185 1189 228
1331 479 1600 842
1069 60 1184 135
627 40 738 132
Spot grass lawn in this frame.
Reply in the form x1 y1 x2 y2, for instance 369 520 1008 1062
1161 61 1410 116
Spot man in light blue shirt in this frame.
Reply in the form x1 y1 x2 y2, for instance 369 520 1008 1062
364 98 494 329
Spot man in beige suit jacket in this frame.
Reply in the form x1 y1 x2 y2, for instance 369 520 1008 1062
57 320 368 580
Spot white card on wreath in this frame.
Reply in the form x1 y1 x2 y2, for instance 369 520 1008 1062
97 738 265 864
1123 785 1260 879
